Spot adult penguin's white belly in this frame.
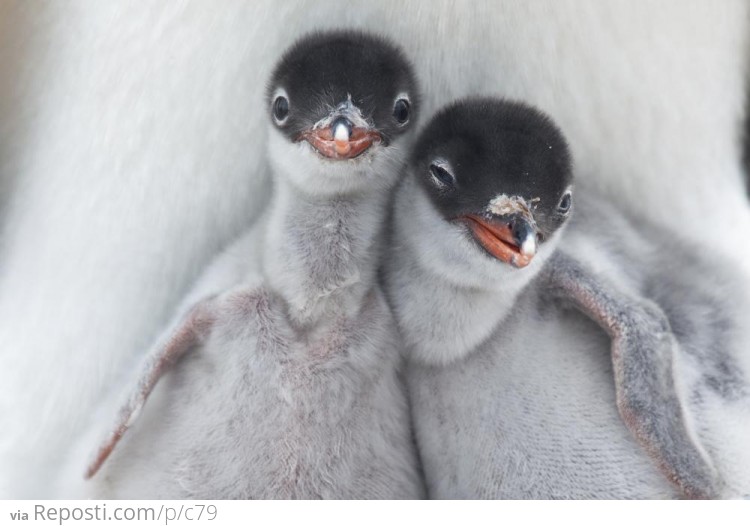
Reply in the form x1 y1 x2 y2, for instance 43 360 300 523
1 1 748 497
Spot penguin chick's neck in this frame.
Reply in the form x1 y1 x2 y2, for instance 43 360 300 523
385 177 553 366
261 174 388 327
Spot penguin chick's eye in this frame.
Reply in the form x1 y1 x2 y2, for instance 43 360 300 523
429 162 455 188
273 96 289 124
393 98 410 125
558 192 572 214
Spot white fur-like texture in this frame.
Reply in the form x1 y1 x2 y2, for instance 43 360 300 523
61 119 423 496
389 189 750 498
1 1 749 497
566 196 750 497
386 176 564 366
86 284 420 498
407 293 681 498
60 219 422 498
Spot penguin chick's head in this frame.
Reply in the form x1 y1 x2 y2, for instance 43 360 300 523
411 98 573 269
267 31 419 195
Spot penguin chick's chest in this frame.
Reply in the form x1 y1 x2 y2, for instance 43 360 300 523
207 287 397 402
150 286 416 498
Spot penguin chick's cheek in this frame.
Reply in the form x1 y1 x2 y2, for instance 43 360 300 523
461 215 535 268
297 127 382 160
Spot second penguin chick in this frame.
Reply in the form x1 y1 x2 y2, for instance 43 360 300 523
384 98 719 499
81 31 423 499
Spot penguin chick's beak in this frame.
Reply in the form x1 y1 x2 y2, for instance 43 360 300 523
297 117 382 160
461 213 538 268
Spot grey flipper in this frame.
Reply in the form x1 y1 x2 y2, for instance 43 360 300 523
545 252 719 499
84 299 216 479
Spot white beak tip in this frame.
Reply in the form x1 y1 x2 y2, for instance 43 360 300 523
334 123 350 143
520 237 537 257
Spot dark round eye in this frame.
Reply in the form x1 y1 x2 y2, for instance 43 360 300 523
273 96 289 123
429 163 454 188
393 99 410 124
558 192 572 213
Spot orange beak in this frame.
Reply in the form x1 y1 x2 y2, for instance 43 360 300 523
297 118 381 160
461 214 537 268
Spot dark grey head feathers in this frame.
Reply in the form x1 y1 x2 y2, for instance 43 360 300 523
413 98 573 239
267 31 419 147
410 99 573 267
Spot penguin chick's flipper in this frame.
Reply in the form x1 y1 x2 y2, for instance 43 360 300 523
545 252 719 499
84 299 217 479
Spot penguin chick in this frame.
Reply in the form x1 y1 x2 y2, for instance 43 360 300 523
384 98 718 498
387 98 574 366
82 30 423 499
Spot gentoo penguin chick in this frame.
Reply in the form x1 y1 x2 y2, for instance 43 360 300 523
82 31 423 498
384 98 719 498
